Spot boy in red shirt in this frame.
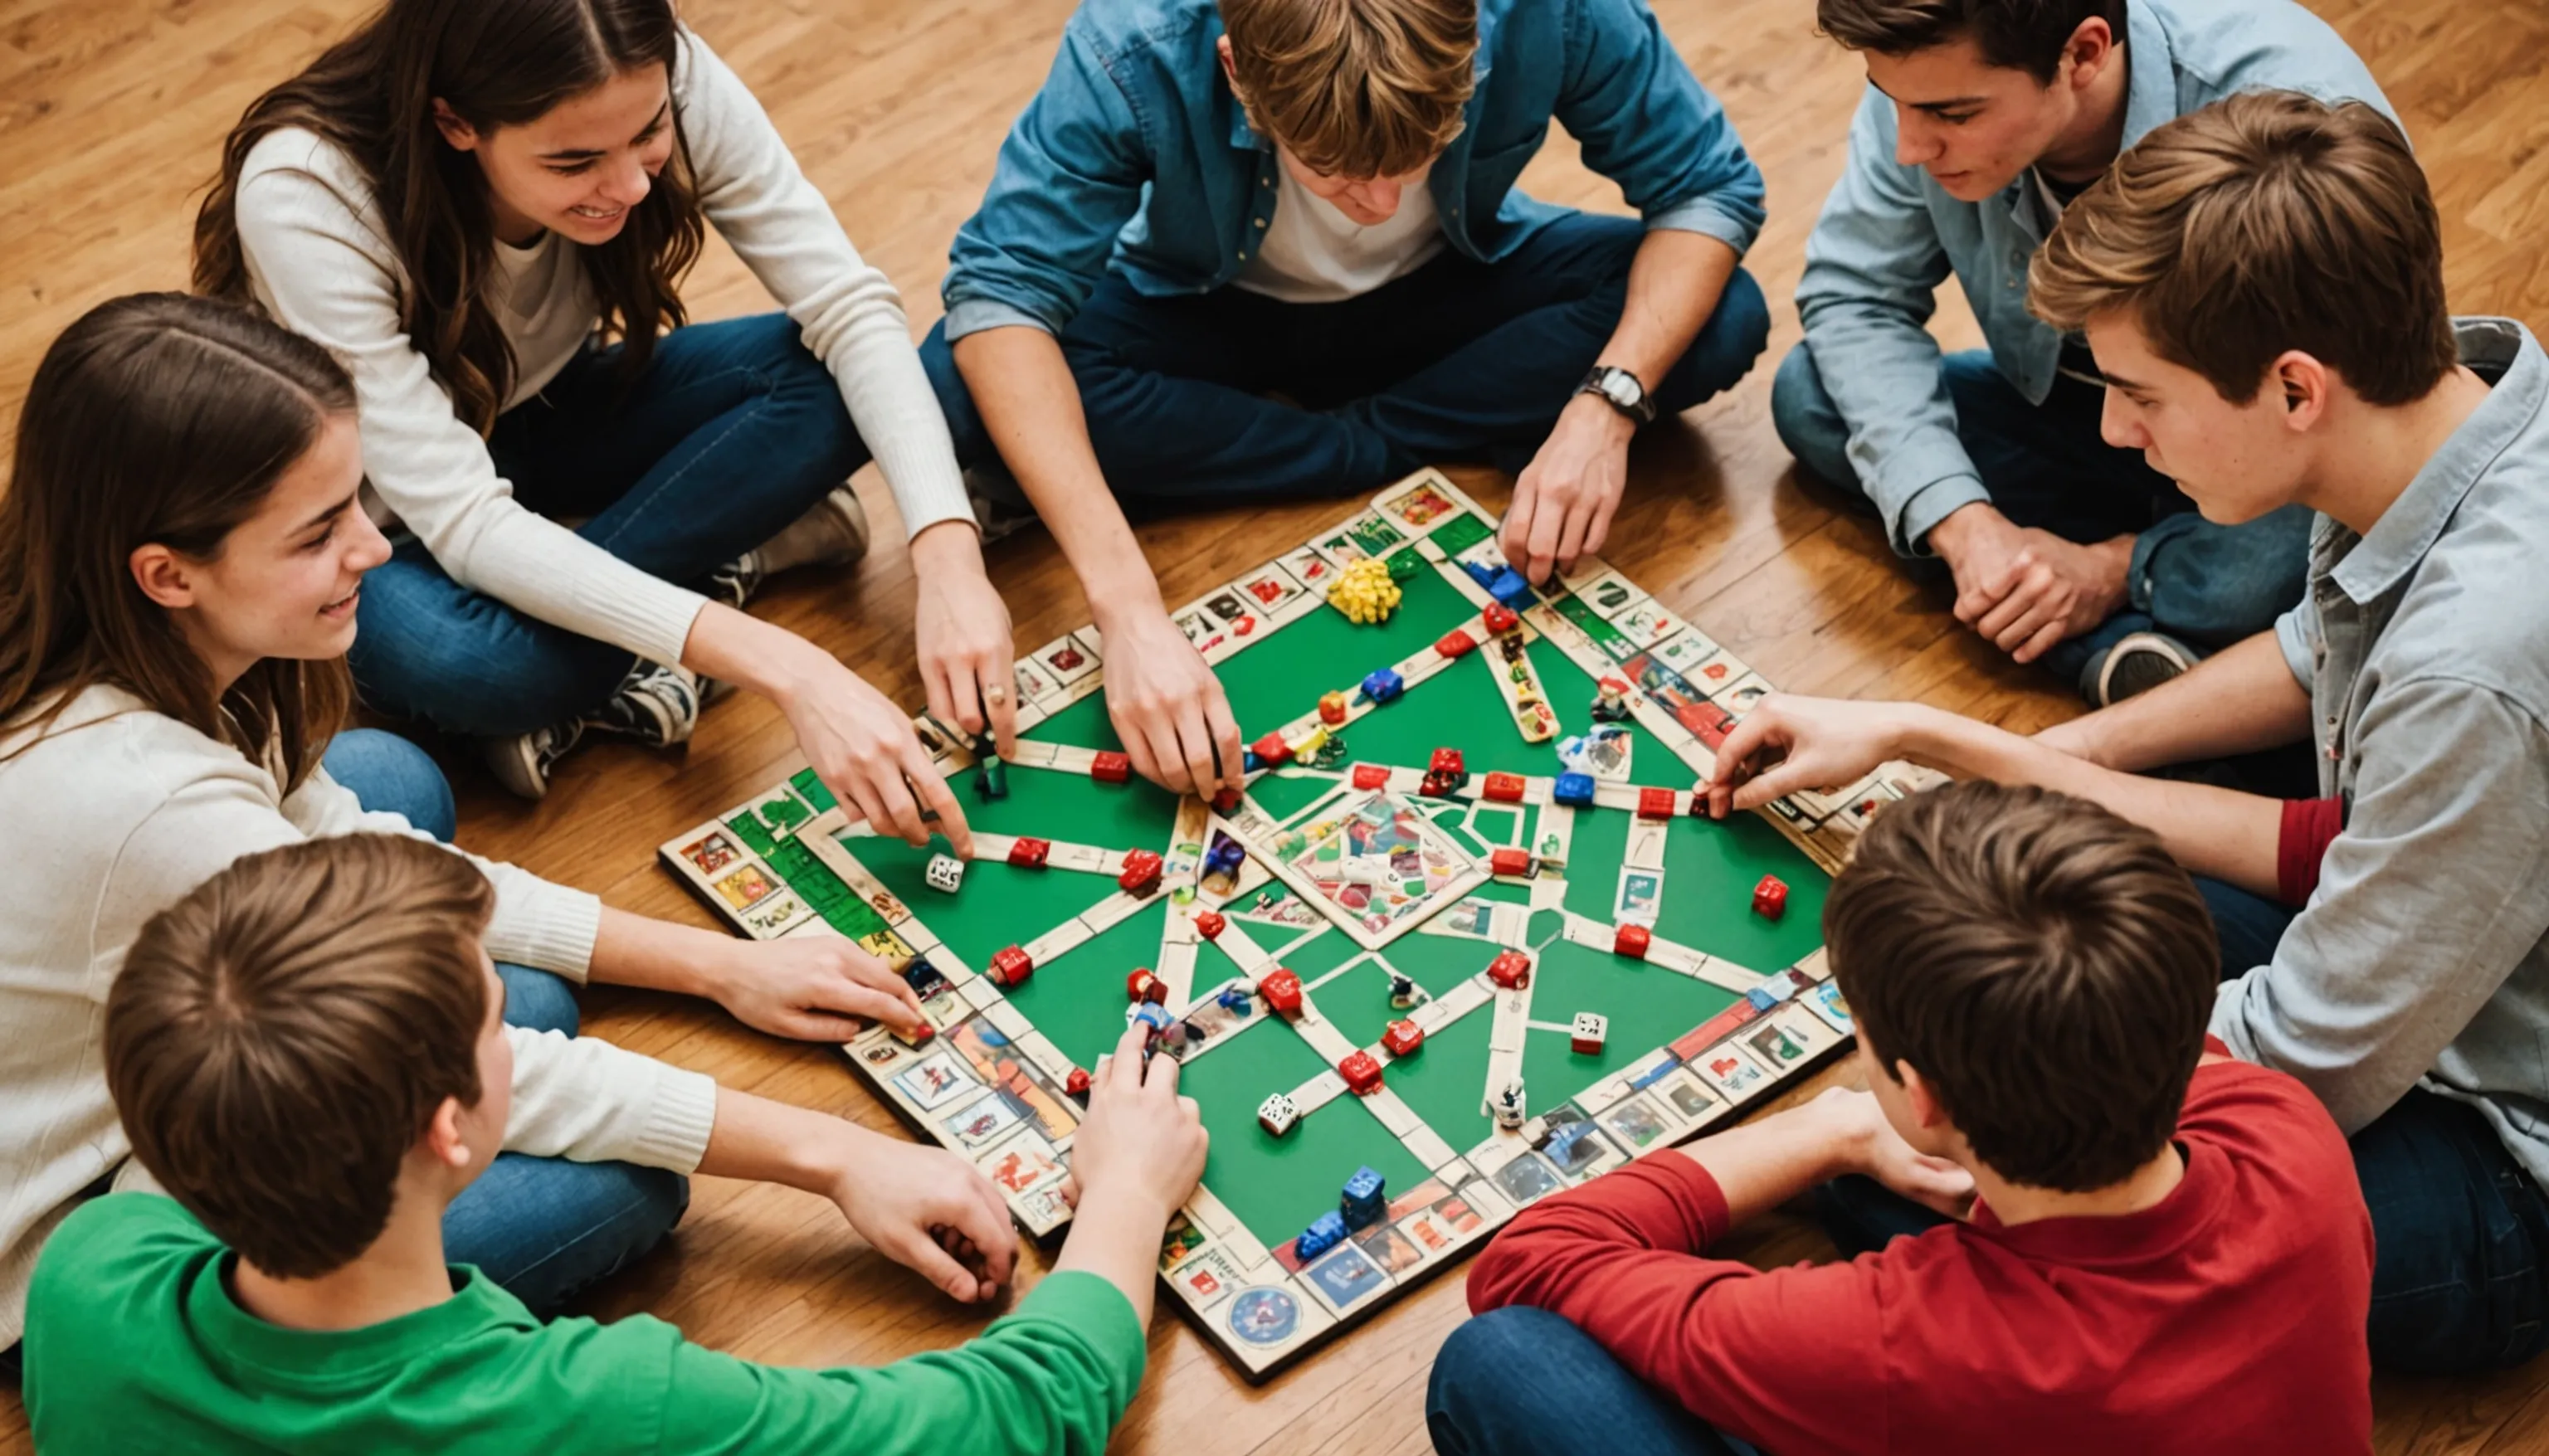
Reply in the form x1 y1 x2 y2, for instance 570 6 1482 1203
1430 781 2374 1456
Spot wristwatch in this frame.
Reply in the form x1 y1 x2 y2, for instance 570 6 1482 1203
1577 364 1655 425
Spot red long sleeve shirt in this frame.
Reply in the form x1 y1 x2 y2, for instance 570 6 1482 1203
1466 1058 2374 1455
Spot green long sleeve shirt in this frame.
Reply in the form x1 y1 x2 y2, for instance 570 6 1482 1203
24 1195 1146 1455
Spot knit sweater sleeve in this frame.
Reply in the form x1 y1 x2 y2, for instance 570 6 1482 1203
232 131 708 667
675 29 972 539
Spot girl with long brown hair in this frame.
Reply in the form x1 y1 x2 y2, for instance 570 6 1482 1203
0 295 1017 1373
195 0 1017 821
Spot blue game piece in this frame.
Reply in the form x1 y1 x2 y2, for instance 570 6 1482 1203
1340 1166 1387 1231
1295 1210 1348 1260
1552 771 1596 807
1361 668 1405 704
1242 750 1264 773
1486 567 1534 609
1463 559 1499 590
900 957 950 999
1216 986 1255 1018
1206 836 1247 875
1133 1003 1174 1032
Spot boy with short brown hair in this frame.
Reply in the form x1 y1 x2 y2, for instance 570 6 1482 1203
23 835 1207 1455
1430 781 2374 1456
1711 90 2549 1374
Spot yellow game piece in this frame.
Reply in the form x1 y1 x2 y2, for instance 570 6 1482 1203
1325 558 1401 624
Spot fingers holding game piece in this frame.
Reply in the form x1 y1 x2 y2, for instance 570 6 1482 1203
906 746 977 859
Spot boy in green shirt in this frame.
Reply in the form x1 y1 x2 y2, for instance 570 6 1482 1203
22 834 1207 1454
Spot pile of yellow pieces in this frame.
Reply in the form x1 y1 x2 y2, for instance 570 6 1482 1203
1325 557 1402 625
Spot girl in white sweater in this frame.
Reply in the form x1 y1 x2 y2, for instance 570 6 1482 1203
193 0 1019 821
0 295 1018 1369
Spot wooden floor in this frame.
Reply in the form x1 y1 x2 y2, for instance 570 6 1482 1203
5 0 2547 1449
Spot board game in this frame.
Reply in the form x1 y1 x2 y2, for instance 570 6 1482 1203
660 470 1937 1381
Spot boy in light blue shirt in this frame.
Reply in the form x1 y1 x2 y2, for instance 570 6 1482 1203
1775 0 2390 705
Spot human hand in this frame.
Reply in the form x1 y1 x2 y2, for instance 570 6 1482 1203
1812 1088 1976 1220
1701 694 1917 816
1094 605 1242 798
910 521 1019 758
774 648 974 856
1501 393 1636 585
713 934 927 1042
1060 1024 1208 1220
826 1127 1019 1303
1966 528 2132 664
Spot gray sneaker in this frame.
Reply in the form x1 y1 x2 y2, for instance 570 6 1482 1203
481 718 587 801
584 661 704 747
966 466 1042 545
2092 631 2199 707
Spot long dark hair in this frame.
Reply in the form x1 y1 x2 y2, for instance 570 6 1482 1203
193 0 704 433
0 294 358 790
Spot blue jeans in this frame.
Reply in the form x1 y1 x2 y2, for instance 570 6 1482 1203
348 312 865 738
1770 344 2313 693
1816 873 2549 1375
925 212 1772 508
1430 1306 1762 1456
319 730 690 1314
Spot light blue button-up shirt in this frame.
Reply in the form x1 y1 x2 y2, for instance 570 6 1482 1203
2216 319 2549 1185
1796 0 2392 557
940 0 1765 341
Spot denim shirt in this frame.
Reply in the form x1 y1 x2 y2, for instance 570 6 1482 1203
940 0 1766 341
1796 0 2391 557
2215 319 2549 1186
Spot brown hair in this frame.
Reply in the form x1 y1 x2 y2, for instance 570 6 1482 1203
0 293 355 790
1817 0 2125 83
2030 91 2459 406
108 835 494 1279
1824 781 2217 1192
1218 0 1476 179
193 0 704 434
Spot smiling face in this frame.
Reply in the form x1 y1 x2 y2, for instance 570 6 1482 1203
134 412 389 684
1862 29 2112 202
433 62 675 247
2087 310 2313 523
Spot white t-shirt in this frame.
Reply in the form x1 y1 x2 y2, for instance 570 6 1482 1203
1233 163 1447 304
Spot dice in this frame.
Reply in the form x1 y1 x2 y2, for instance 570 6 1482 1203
988 944 1033 987
1258 1093 1300 1137
1341 1166 1387 1230
1352 762 1391 790
1091 750 1132 784
1614 923 1652 960
1259 967 1304 1015
1752 874 1788 921
1552 772 1596 808
1338 1049 1384 1094
1481 771 1527 803
1637 786 1676 821
1382 1019 1425 1057
1487 949 1533 990
1572 1012 1609 1055
924 854 965 894
1006 836 1050 869
1118 848 1163 896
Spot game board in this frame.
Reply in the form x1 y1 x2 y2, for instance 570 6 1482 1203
660 470 1937 1381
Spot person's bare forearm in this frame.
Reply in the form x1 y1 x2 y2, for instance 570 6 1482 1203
695 1085 863 1195
1904 704 2283 896
681 601 835 706
588 907 734 998
1051 1186 1168 1327
1599 231 1738 389
952 326 1162 626
2045 631 2313 772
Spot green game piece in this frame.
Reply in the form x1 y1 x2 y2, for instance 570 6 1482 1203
1384 545 1426 582
1426 512 1494 557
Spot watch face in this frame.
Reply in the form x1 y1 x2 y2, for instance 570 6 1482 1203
1602 372 1638 407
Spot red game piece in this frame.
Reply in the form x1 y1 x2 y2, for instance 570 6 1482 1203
1210 785 1242 812
1259 967 1304 1015
1065 1067 1092 1099
1490 846 1534 878
1752 874 1788 921
989 945 1033 987
1435 628 1478 658
1637 786 1676 821
1352 762 1391 791
1142 977 1167 1006
1127 967 1158 1001
1250 731 1293 767
1006 836 1051 869
1481 603 1519 634
1318 689 1349 724
1614 923 1652 960
1481 771 1527 804
1487 949 1533 990
1118 848 1163 895
1338 1049 1384 1094
1091 750 1131 784
1430 747 1465 778
1194 909 1227 940
1382 1019 1425 1057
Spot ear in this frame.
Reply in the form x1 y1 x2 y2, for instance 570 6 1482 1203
422 1095 475 1171
430 98 480 153
128 543 198 612
2271 349 2334 431
2064 17 2118 90
1894 1060 1952 1132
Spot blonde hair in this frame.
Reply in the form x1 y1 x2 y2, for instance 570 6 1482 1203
2030 90 2459 406
1219 0 1476 178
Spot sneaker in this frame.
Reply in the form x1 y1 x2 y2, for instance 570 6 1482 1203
966 466 1042 545
2092 631 2199 707
758 486 873 575
481 718 586 801
584 661 704 747
704 553 765 611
